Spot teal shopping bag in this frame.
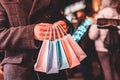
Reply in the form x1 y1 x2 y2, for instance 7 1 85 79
56 39 69 70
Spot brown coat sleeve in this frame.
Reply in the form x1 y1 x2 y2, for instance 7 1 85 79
0 3 39 50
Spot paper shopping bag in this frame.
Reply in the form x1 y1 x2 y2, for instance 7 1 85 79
46 41 59 74
56 39 69 70
60 36 80 68
65 34 87 61
55 24 80 68
34 26 53 73
34 40 49 72
53 24 69 70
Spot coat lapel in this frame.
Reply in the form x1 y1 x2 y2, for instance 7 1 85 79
29 0 51 17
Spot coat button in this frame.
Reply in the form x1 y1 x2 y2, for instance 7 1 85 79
45 15 51 19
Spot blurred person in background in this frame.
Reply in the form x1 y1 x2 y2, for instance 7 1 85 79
0 0 80 80
77 12 104 80
68 3 104 79
88 0 120 80
100 0 111 9
72 9 86 31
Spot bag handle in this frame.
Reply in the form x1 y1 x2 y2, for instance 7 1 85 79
55 24 67 38
52 25 57 40
53 24 61 39
44 26 52 40
52 24 64 38
53 24 67 39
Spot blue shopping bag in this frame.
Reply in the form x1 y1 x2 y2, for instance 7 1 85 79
46 41 59 74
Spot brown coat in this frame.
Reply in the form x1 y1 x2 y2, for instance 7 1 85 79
0 0 78 80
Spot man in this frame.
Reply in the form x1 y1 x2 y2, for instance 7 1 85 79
0 0 79 80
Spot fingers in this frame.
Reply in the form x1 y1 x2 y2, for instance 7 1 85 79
34 23 52 40
35 30 64 41
34 21 69 41
37 35 63 41
36 23 52 31
53 20 68 30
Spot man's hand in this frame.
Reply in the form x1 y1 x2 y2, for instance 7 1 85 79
34 21 69 41
53 20 68 33
53 20 69 38
34 23 52 41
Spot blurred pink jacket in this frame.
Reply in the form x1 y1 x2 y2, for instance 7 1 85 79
88 7 120 52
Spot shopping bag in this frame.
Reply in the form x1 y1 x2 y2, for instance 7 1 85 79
65 34 87 61
56 24 80 68
57 24 87 62
45 26 59 74
56 39 69 70
53 25 69 70
34 26 59 73
52 25 69 70
34 40 49 72
46 41 59 74
60 36 80 68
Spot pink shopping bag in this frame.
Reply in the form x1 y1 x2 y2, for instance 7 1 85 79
34 40 49 72
65 34 87 62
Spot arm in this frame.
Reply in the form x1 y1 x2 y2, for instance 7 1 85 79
88 8 113 40
88 24 100 40
0 4 68 50
0 3 40 50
